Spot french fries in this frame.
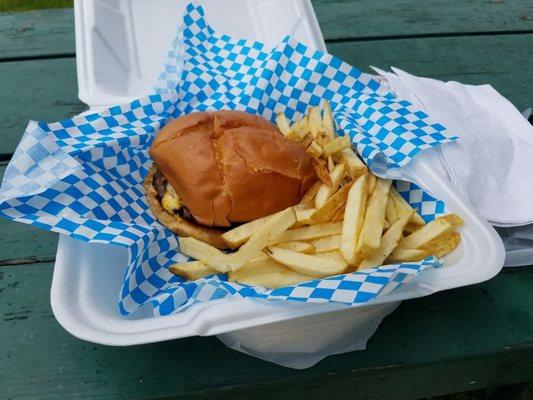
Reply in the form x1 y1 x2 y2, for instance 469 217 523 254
292 115 310 140
301 181 322 204
232 270 314 288
367 173 377 194
355 178 391 261
339 148 367 179
276 112 292 137
266 247 347 278
276 241 315 254
178 237 230 272
389 187 425 226
322 100 335 139
312 159 333 187
431 231 461 258
169 261 218 280
274 222 343 243
322 136 351 157
386 247 431 263
294 208 317 225
171 102 463 289
359 212 411 269
309 234 341 253
226 208 296 271
311 181 353 222
307 140 323 158
228 256 288 281
308 106 323 138
385 195 397 225
221 214 273 248
340 175 368 265
315 163 346 208
398 214 461 250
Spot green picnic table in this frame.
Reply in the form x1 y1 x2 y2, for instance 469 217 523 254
1 2 532 399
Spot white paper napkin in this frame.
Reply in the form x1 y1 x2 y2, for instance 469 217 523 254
373 67 533 227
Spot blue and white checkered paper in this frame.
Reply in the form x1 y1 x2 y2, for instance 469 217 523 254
0 3 455 316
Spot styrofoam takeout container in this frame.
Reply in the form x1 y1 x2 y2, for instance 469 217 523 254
75 0 326 108
51 0 505 354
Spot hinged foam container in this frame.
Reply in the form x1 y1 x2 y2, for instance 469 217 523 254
75 0 326 108
51 0 505 357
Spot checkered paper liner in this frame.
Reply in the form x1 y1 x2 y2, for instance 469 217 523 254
0 3 455 316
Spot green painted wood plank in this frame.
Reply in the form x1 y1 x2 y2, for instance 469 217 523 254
0 34 531 158
1 263 532 400
0 8 75 59
313 0 533 40
328 33 533 112
1 2 533 59
0 57 86 158
0 165 58 265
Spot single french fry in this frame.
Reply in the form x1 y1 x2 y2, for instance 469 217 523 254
338 148 367 179
315 163 346 208
355 178 392 260
308 106 323 138
276 112 291 137
386 247 431 263
359 212 412 269
314 250 347 263
367 173 377 195
383 219 391 230
327 155 335 172
228 257 288 281
222 214 274 248
294 208 318 226
311 181 353 222
398 215 456 250
301 181 323 204
442 213 464 228
322 99 336 139
169 261 218 280
431 231 461 258
178 237 230 272
232 270 314 289
307 140 323 158
273 222 343 243
227 208 296 271
301 133 314 148
340 174 368 265
322 136 351 157
276 241 315 254
293 203 312 212
403 223 420 234
331 206 346 221
416 220 463 255
296 115 310 139
312 159 333 186
309 234 341 252
385 195 398 225
266 247 347 278
316 132 329 147
390 187 425 226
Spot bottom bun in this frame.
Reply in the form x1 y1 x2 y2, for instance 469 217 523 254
144 166 229 249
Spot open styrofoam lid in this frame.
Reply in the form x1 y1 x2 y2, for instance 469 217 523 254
75 0 326 108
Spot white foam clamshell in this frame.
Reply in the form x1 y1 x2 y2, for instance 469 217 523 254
75 0 326 108
53 0 504 358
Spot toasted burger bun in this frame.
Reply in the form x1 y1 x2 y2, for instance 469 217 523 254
148 110 317 228
144 165 229 249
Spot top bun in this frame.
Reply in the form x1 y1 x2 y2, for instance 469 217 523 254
149 110 317 227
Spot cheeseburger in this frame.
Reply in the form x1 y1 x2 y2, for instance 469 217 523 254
145 110 318 248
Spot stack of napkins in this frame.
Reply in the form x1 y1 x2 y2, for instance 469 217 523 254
373 67 533 266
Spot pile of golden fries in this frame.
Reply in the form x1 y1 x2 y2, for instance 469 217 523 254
170 101 463 288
